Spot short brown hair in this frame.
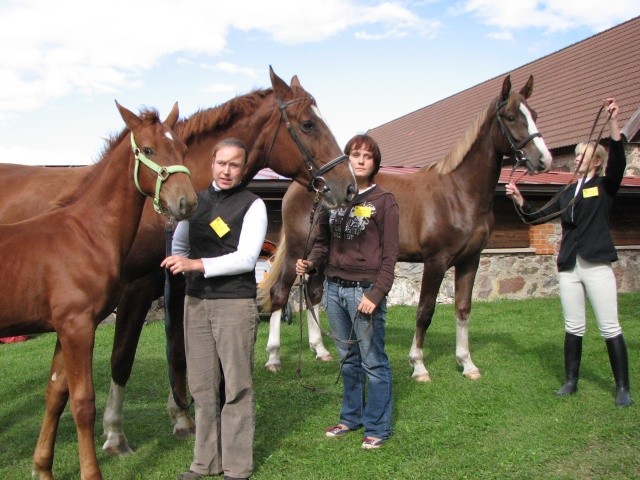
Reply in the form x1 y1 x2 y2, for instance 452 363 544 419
212 137 248 164
344 134 382 180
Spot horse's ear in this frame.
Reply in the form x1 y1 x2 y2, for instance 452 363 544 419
164 102 180 129
291 75 302 88
269 65 292 100
115 101 142 131
500 75 511 101
519 75 534 100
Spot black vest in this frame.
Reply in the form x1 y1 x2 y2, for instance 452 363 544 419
185 184 259 299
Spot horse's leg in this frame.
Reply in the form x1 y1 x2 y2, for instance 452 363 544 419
60 320 102 480
32 339 68 480
103 272 159 456
265 309 283 372
165 272 195 439
453 258 481 379
265 264 298 372
410 264 446 382
306 274 331 361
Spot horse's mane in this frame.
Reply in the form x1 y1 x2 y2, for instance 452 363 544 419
174 89 273 144
424 93 520 175
53 108 162 207
424 106 490 175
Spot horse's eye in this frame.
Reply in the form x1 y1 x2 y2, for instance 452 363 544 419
506 115 515 122
300 120 315 133
143 147 153 156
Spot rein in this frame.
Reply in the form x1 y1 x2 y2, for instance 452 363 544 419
294 193 368 394
511 106 612 224
131 132 191 214
265 96 349 193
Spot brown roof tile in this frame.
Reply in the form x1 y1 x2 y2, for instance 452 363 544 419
368 16 640 169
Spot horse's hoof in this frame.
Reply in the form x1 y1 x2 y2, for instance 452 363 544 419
316 354 332 362
464 370 482 380
103 442 134 457
31 467 54 480
173 425 196 440
412 373 432 382
265 363 281 373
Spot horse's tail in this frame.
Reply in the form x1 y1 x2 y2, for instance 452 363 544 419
257 231 287 312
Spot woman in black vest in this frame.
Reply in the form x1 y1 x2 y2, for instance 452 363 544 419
507 98 631 407
163 138 268 479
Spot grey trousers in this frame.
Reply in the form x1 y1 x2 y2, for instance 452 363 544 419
184 295 258 478
559 255 622 339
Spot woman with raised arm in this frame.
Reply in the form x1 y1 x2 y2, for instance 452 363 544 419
506 98 630 407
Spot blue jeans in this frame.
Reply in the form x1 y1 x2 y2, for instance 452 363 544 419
325 280 393 440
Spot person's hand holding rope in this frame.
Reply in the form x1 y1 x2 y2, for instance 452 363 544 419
296 259 313 276
505 182 524 207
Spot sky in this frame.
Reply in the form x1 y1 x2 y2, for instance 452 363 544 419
0 1 639 166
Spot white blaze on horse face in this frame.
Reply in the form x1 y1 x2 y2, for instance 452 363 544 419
165 131 176 142
310 105 324 121
311 105 339 138
519 103 552 169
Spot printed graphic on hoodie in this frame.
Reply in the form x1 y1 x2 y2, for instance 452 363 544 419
329 202 376 240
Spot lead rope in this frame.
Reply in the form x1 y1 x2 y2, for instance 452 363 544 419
512 106 612 224
164 219 193 411
295 193 367 393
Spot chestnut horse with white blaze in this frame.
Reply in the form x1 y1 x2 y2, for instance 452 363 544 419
0 102 197 479
0 67 356 457
260 75 552 381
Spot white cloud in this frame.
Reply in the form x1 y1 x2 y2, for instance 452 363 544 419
0 0 638 125
215 63 260 80
0 0 438 120
455 0 640 33
202 83 238 95
487 30 514 41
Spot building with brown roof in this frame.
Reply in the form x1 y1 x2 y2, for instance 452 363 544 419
361 16 640 301
367 15 640 170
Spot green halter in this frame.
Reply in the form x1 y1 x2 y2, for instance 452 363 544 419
131 132 191 214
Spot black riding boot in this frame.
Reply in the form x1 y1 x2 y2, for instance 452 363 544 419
556 332 582 396
605 334 631 407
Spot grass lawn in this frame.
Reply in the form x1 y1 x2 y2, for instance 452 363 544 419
1 293 638 479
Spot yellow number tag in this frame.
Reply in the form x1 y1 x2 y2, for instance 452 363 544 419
582 187 599 198
353 206 372 217
210 217 230 237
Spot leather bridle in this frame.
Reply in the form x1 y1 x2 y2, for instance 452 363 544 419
496 99 543 175
265 96 349 193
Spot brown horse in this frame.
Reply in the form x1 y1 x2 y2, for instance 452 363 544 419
0 102 197 479
0 67 356 456
260 75 552 380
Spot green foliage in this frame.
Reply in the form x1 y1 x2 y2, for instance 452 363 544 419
1 293 638 479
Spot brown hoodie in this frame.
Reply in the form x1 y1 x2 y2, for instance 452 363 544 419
307 184 399 306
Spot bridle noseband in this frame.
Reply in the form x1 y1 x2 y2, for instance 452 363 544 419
266 96 349 193
131 132 191 215
496 99 543 172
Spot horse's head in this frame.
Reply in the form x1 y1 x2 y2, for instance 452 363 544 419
268 66 356 208
116 101 198 220
495 75 552 174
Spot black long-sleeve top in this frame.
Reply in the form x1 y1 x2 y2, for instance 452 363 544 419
521 139 626 272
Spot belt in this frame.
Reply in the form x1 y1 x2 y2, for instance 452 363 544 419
328 276 371 288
